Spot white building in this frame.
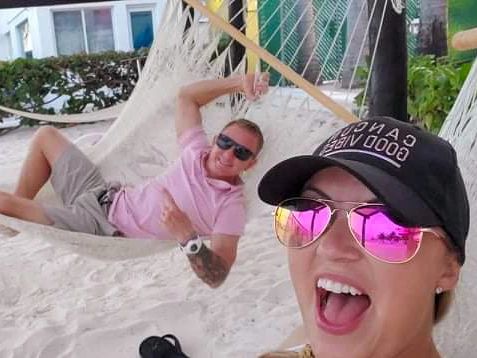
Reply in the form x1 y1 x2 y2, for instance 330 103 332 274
0 0 166 61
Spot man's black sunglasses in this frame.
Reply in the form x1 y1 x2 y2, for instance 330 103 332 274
216 133 255 161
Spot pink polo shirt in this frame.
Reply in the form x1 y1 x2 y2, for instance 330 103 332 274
107 126 246 239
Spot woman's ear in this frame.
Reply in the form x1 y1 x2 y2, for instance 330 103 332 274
436 253 461 292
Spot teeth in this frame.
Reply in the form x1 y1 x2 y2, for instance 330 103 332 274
317 278 363 296
349 287 360 296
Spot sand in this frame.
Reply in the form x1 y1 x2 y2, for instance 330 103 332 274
0 115 475 358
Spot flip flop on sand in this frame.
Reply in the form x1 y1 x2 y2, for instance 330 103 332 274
139 334 190 358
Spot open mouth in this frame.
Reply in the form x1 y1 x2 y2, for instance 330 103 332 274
316 277 371 335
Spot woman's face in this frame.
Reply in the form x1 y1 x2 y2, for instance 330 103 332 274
288 166 460 358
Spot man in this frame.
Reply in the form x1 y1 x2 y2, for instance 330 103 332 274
0 72 269 288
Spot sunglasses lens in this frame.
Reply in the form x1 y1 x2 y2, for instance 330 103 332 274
217 134 254 161
349 206 422 263
275 198 332 248
233 146 253 161
216 134 232 150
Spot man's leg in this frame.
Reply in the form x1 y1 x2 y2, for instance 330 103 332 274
0 191 52 225
14 126 71 199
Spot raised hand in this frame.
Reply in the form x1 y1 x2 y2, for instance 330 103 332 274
242 72 270 101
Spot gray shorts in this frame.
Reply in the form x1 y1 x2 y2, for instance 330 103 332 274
42 143 121 236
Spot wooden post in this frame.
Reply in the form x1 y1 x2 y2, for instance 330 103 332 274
367 0 408 122
225 0 246 76
183 0 359 123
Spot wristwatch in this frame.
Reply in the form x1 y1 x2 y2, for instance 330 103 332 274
180 234 203 255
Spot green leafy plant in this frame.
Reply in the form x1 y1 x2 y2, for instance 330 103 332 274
353 55 472 133
0 49 148 128
351 64 369 113
408 55 471 133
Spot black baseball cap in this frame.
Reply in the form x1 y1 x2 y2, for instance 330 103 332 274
258 116 469 264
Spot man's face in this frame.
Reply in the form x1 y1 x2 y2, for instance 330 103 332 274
206 124 259 182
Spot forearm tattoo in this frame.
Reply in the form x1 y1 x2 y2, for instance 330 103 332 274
187 245 229 288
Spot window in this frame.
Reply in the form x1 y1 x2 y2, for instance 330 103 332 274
53 11 85 55
130 10 153 50
17 21 33 58
84 9 114 53
53 8 114 56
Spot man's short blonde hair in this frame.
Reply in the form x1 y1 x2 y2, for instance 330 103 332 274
222 118 264 154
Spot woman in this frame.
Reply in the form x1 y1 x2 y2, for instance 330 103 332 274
258 116 469 357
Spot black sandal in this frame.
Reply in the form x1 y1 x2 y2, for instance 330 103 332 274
139 334 190 358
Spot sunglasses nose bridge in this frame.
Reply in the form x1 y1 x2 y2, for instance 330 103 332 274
223 145 235 153
331 207 360 239
323 207 360 246
221 147 239 162
313 207 364 262
318 206 351 237
329 207 351 222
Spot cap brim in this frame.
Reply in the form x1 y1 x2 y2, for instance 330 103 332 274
258 156 442 227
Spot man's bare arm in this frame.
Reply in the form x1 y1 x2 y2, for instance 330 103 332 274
175 73 268 138
187 234 239 288
159 184 240 288
187 246 230 288
176 76 243 138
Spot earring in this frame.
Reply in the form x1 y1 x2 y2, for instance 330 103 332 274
435 287 443 295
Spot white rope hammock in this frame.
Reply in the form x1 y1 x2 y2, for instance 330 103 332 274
391 0 405 14
0 0 345 260
0 102 124 124
434 56 477 357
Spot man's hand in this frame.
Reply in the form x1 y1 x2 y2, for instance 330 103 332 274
160 188 195 244
242 72 270 101
160 188 237 289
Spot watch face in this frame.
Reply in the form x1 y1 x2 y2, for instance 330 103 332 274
181 237 203 254
190 243 198 252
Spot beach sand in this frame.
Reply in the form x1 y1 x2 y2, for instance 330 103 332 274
0 121 300 358
1 114 475 358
